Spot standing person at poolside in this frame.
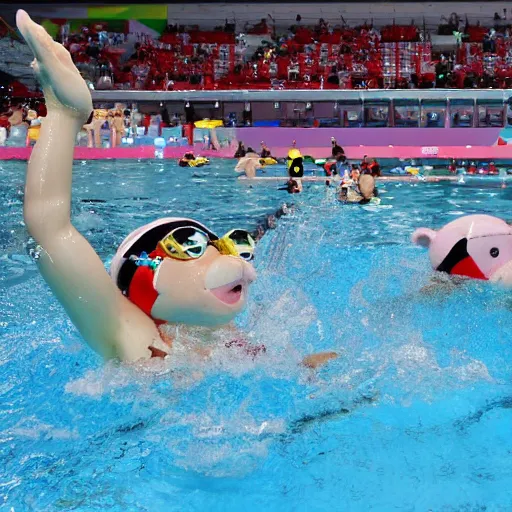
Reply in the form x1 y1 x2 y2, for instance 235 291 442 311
260 141 272 158
331 137 344 159
110 109 125 148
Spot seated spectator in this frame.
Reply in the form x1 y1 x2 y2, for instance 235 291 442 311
315 18 329 36
252 18 269 34
115 66 133 88
86 37 100 59
448 12 460 32
130 43 147 62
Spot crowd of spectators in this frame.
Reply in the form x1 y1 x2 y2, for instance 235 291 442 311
58 18 389 91
4 12 512 93
47 12 512 92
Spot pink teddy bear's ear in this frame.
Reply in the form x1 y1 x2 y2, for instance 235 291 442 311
411 228 437 248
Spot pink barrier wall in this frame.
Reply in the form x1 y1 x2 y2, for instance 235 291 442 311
163 146 234 159
0 148 32 160
1 128 510 161
4 145 512 161
0 145 234 161
74 147 155 159
249 146 512 159
235 128 502 150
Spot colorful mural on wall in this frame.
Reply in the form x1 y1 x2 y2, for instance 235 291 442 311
40 4 168 41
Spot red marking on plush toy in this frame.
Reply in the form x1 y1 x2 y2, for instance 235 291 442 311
451 256 487 280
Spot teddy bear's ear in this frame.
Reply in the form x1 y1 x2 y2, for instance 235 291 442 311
411 228 437 248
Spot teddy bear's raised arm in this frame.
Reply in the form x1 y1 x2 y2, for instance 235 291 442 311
18 10 158 361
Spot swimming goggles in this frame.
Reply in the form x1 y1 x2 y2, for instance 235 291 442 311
158 226 255 261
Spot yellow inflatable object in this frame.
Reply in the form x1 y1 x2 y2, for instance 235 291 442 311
194 119 223 129
287 148 303 176
405 166 420 175
26 110 42 143
184 157 210 167
260 157 277 166
27 125 41 142
288 148 302 160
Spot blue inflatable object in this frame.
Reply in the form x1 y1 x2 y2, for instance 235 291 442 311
154 137 166 149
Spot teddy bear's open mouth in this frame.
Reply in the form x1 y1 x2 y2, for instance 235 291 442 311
210 280 244 305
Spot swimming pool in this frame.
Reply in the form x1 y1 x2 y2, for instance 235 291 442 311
1 159 512 511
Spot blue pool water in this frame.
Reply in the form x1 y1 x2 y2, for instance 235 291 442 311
1 160 512 511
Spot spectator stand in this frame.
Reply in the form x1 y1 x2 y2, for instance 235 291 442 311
6 12 512 92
